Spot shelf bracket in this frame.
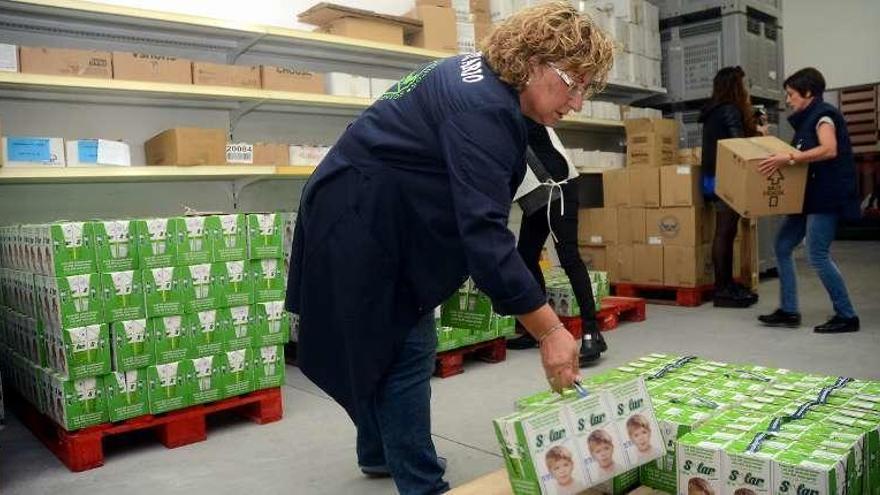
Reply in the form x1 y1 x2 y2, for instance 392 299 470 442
229 99 266 138
227 33 268 64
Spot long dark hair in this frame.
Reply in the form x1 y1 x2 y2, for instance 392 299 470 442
710 66 757 137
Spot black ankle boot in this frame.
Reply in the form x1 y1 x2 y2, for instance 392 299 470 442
758 309 801 328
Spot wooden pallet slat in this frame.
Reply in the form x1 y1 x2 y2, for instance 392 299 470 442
434 337 506 378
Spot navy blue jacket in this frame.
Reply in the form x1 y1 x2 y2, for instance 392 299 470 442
788 98 860 219
285 54 546 418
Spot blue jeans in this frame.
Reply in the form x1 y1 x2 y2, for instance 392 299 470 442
354 313 449 495
775 214 857 318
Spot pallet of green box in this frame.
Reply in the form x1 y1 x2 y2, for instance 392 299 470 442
437 280 515 352
543 268 609 317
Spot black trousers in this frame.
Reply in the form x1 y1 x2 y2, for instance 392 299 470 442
712 200 742 289
516 183 598 326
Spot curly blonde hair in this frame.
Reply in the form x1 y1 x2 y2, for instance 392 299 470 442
480 1 616 96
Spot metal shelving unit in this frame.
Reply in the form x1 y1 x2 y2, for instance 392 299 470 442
0 165 315 184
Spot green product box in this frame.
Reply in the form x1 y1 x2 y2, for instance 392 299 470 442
489 313 516 338
175 216 212 266
253 344 285 390
639 454 676 493
101 270 146 322
188 309 228 358
110 319 155 371
546 284 580 317
710 376 772 396
251 258 284 303
221 260 254 307
440 279 493 331
47 373 108 431
150 315 191 364
181 263 222 314
247 213 283 260
773 449 853 495
43 222 98 276
596 468 640 495
93 220 139 273
147 360 191 414
135 218 177 269
603 378 666 470
722 437 786 495
208 214 247 262
142 266 185 317
436 326 459 352
222 305 256 351
105 369 149 422
677 431 738 495
220 348 254 398
253 301 290 347
55 324 112 379
819 417 880 495
565 392 630 485
37 274 105 328
190 355 223 405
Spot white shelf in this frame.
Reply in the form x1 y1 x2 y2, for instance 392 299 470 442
0 165 315 184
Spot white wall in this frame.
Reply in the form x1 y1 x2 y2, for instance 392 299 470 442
782 0 880 89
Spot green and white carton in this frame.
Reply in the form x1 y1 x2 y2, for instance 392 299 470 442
677 430 742 495
222 305 255 351
105 369 149 422
151 315 191 364
135 218 177 269
43 222 98 276
142 266 185 317
565 392 629 485
47 373 107 431
188 309 227 357
37 274 105 328
247 213 283 259
604 377 665 467
93 220 139 273
55 324 112 379
220 348 254 398
148 360 191 414
253 344 284 390
220 260 253 307
722 436 785 495
208 214 247 262
253 301 290 347
175 216 212 266
101 270 146 322
772 449 850 495
181 263 222 314
190 355 222 405
110 319 155 371
251 258 285 303
440 279 493 331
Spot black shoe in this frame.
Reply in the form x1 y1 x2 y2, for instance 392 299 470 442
506 333 537 350
732 283 759 305
814 315 860 334
579 333 602 367
582 320 607 353
758 309 801 328
361 457 447 478
713 285 752 308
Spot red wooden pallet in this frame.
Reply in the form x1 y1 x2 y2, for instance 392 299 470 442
612 282 714 307
558 316 582 340
12 387 283 472
596 296 647 331
434 337 506 378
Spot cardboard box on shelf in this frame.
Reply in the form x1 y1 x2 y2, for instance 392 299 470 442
0 43 18 72
716 136 807 218
19 46 111 79
144 128 226 166
253 143 290 166
661 165 702 207
633 243 663 285
192 62 260 89
663 245 712 288
111 52 192 84
618 207 646 245
260 65 324 93
65 139 131 167
625 118 679 167
317 17 405 45
645 207 701 247
629 167 661 208
2 137 65 167
474 21 492 46
602 169 630 207
406 6 458 52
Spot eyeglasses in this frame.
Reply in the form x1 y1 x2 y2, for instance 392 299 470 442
548 64 586 98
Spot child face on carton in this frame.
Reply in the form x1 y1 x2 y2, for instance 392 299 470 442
688 477 715 495
545 446 576 486
627 413 654 454
588 429 615 470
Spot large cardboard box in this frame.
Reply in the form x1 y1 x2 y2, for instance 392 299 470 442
661 165 702 207
625 119 679 167
47 373 108 431
417 0 452 7
54 324 112 379
188 309 227 358
246 213 284 259
629 168 661 208
579 245 607 271
663 245 713 288
147 361 191 414
150 315 191 364
93 220 139 273
142 267 186 318
101 270 146 322
578 208 618 246
105 369 149 422
135 218 177 268
611 244 635 283
110 319 155 371
407 6 458 52
222 305 256 351
192 62 260 89
716 136 807 217
20 46 111 79
260 66 324 93
144 128 226 166
645 207 701 247
618 207 646 245
111 52 191 84
253 301 291 348
253 143 291 166
190 355 223 405
603 169 631 207
319 17 405 45
633 244 663 285
208 214 247 262
176 216 212 266
251 258 285 303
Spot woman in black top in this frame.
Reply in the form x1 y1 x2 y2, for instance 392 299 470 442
698 66 760 307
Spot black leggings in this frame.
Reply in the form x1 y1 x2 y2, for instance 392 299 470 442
517 183 597 323
712 201 741 289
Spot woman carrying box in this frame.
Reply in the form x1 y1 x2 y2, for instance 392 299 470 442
757 67 860 333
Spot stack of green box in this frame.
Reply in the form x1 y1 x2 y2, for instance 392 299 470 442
0 214 289 431
544 268 609 317
436 279 516 352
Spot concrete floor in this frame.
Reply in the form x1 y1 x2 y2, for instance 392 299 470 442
1 241 878 494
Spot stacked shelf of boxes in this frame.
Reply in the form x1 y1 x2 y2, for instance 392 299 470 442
837 84 880 156
0 212 290 431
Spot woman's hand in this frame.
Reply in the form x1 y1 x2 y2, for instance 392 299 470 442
540 327 580 393
758 152 791 177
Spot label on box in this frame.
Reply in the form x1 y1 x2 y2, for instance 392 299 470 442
676 166 691 175
97 140 131 166
77 140 99 163
8 138 51 162
591 236 603 244
648 236 662 245
0 44 17 72
226 143 254 164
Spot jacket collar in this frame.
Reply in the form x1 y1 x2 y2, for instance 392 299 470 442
787 95 824 130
